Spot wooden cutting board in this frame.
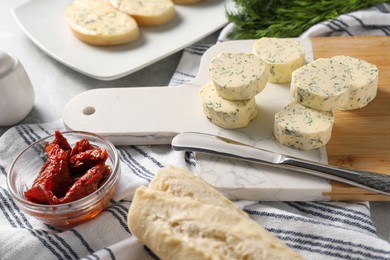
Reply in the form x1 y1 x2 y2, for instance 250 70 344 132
311 36 390 201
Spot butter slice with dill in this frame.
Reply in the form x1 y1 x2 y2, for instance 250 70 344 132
291 58 353 111
65 0 139 46
274 101 334 150
253 38 305 83
209 52 267 101
199 81 257 129
331 55 379 110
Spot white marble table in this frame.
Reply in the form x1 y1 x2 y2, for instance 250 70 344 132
1 0 389 243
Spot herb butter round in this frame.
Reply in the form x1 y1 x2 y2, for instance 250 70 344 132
291 58 353 111
332 55 379 110
209 52 267 101
253 37 305 83
274 101 334 150
199 81 257 129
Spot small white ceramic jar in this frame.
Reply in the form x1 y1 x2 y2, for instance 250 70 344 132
0 51 34 126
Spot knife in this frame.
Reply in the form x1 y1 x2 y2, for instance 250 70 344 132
171 132 390 197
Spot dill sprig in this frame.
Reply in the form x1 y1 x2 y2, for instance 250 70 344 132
226 0 387 39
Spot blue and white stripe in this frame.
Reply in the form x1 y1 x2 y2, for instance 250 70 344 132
2 6 390 258
301 3 390 37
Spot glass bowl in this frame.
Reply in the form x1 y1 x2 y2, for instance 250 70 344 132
7 131 120 227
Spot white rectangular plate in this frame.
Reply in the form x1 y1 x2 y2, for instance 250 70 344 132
12 0 233 80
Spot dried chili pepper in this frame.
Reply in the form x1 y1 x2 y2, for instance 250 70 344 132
24 131 112 205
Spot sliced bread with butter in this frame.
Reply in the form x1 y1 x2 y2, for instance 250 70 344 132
65 0 139 46
109 0 176 26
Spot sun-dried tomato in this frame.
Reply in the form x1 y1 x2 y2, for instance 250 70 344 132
51 130 72 151
24 131 112 205
24 142 73 204
69 147 108 175
70 138 94 157
52 164 112 204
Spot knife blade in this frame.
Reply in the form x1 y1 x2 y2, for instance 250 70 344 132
171 132 390 197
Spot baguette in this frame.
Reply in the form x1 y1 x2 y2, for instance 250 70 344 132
128 166 303 260
149 166 246 217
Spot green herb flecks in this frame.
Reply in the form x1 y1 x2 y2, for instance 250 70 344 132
226 0 386 39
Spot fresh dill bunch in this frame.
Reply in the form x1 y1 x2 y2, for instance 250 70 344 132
226 0 387 39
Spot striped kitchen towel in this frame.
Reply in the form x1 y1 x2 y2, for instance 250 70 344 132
1 4 390 260
300 3 390 37
1 123 390 259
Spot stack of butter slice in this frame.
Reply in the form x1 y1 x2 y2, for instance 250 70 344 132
274 55 379 150
200 52 267 129
128 166 303 260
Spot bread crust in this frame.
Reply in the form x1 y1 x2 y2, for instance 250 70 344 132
67 24 139 46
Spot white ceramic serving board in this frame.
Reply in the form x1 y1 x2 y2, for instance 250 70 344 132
63 39 332 201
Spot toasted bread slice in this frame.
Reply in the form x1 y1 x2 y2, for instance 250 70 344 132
65 0 139 46
109 0 175 26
